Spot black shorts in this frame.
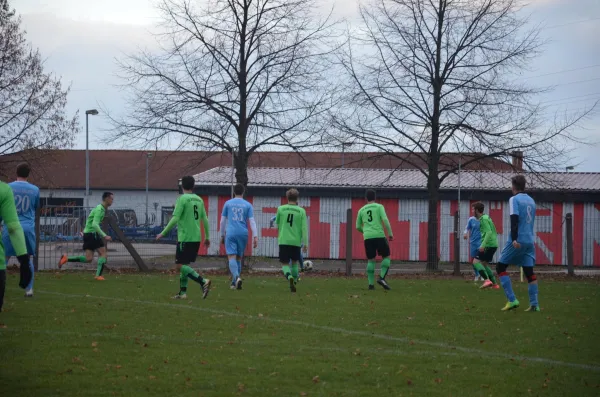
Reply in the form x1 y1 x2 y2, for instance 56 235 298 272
364 237 390 260
475 247 497 263
83 233 104 251
175 242 200 264
279 245 301 264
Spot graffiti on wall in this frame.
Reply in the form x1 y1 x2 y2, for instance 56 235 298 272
191 195 600 266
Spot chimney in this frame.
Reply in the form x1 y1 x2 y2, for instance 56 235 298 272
511 151 523 171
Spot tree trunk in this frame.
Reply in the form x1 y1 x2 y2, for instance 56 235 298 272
426 173 440 271
234 150 249 188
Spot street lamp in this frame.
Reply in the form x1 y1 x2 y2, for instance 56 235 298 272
146 152 154 226
85 109 99 208
340 141 353 168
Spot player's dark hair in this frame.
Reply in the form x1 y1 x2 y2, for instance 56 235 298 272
286 188 299 202
512 175 526 192
181 175 195 191
102 192 113 201
472 202 485 214
234 183 245 196
366 189 376 202
16 163 30 178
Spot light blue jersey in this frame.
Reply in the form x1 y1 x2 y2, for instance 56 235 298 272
509 193 536 244
2 181 39 257
8 181 39 229
221 198 254 237
464 216 481 245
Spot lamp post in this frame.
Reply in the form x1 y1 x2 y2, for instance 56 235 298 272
145 152 154 225
341 141 353 168
85 109 99 209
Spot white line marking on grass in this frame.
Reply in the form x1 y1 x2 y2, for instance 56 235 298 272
0 327 461 360
21 289 600 372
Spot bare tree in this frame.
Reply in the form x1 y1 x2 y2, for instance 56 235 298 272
109 0 340 186
0 0 78 158
334 0 595 270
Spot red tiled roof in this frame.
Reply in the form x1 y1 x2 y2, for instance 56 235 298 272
193 167 600 192
0 149 515 190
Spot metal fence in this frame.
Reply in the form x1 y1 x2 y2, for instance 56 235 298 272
6 205 598 273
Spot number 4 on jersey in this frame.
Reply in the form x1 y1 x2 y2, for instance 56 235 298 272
287 213 294 227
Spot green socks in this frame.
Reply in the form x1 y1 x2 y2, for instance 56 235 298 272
291 263 299 281
380 257 390 279
179 271 188 293
484 265 497 284
367 260 375 286
68 256 87 263
473 262 488 280
282 265 292 280
96 257 107 277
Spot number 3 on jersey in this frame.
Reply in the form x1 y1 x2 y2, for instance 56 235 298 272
287 213 294 227
366 210 373 222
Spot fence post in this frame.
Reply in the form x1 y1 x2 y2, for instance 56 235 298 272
34 205 40 271
345 208 352 276
105 216 149 272
566 213 574 276
453 211 461 276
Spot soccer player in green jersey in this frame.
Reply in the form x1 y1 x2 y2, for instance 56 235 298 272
275 188 307 293
156 176 211 299
356 189 393 290
0 181 33 311
472 202 499 290
58 192 114 280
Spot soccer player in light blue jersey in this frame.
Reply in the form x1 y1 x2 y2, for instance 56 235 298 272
463 215 482 281
220 184 258 290
2 163 39 297
496 175 539 312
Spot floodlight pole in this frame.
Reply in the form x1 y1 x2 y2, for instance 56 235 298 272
85 109 99 209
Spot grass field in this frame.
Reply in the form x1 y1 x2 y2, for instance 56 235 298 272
1 272 599 397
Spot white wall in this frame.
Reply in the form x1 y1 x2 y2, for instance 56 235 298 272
40 189 179 226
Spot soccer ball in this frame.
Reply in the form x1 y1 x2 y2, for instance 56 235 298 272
303 260 314 271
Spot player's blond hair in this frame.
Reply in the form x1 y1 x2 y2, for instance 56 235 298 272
286 188 299 202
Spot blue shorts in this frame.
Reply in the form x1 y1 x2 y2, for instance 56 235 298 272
470 245 479 259
2 226 36 257
225 235 248 257
498 241 535 267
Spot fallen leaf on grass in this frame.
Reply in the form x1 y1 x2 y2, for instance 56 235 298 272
72 357 82 363
238 323 246 329
115 365 122 369
201 361 208 365
258 313 264 317
270 372 278 376
149 376 156 380
435 378 442 384
312 376 320 383
0 324 6 329
407 379 413 386
93 348 99 353
248 367 256 372
238 383 245 392
300 393 307 396
91 342 98 347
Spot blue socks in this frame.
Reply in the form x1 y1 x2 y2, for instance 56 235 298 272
27 258 34 291
528 283 539 307
499 274 516 302
228 258 239 285
236 260 242 276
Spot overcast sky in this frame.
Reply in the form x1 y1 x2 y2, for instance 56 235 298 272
14 0 600 171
